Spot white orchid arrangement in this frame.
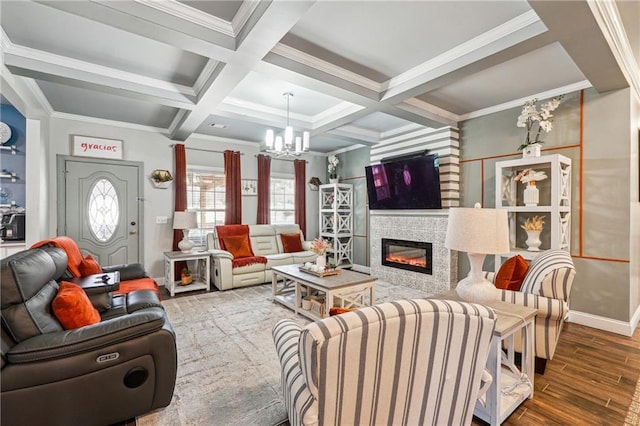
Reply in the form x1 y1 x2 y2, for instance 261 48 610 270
514 168 547 185
327 155 339 179
516 96 563 151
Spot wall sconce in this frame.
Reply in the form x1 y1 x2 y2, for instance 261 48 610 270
308 177 322 191
150 169 173 189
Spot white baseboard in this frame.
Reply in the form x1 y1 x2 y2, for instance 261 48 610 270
568 308 640 337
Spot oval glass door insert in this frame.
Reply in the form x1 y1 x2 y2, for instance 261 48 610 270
88 178 120 242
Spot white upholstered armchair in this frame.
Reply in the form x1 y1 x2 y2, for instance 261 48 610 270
272 299 496 426
487 249 576 373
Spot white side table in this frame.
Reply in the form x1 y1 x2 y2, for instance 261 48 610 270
432 291 537 425
476 301 537 425
164 251 210 296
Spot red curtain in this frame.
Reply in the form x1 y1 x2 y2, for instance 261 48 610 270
224 150 242 224
294 159 306 236
173 144 187 279
256 154 271 224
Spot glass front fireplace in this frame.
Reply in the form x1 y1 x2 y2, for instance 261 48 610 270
382 238 432 275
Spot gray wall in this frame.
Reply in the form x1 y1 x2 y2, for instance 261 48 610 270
329 147 371 267
45 117 326 280
459 88 638 324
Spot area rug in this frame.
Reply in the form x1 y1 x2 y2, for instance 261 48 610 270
136 281 426 426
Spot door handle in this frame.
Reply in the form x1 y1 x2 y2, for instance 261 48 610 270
130 221 137 234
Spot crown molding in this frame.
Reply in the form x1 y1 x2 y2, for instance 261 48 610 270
271 43 381 93
3 39 196 100
232 0 261 36
398 98 460 123
134 0 234 37
381 10 546 100
311 102 365 129
187 132 257 147
459 80 592 121
23 78 54 116
192 59 220 96
52 111 167 133
221 96 314 125
587 0 640 102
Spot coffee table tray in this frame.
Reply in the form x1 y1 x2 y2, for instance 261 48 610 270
298 266 341 277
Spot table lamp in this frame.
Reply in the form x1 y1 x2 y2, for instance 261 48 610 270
445 203 510 304
173 211 197 252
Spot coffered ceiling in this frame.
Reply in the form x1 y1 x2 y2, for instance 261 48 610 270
0 1 635 154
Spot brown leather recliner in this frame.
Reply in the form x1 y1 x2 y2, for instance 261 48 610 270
1 247 177 426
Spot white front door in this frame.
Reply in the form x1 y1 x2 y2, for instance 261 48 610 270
57 155 144 265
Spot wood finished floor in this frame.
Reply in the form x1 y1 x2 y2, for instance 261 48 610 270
472 322 640 425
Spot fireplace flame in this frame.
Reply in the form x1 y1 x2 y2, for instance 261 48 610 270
386 254 427 268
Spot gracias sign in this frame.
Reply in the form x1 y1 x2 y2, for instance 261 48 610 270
72 135 123 160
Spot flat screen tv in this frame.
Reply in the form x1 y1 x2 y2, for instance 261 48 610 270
365 154 442 210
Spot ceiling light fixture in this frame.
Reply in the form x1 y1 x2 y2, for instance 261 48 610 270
265 92 309 157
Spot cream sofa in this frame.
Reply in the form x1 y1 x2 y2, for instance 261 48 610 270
207 224 317 290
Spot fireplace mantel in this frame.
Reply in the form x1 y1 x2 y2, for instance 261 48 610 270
370 212 456 295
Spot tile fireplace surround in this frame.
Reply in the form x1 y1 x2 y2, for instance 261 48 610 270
370 211 457 295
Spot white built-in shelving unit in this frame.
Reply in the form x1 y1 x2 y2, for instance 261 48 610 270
319 183 353 268
494 154 571 269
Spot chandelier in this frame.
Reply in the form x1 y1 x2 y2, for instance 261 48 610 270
265 92 310 156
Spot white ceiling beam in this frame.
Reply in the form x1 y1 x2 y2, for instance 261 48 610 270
3 48 196 110
35 0 236 61
528 0 628 93
170 1 317 140
255 59 452 130
380 11 547 104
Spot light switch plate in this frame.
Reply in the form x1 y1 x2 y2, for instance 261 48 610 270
156 216 168 224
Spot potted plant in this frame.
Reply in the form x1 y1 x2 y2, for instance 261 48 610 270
181 267 192 285
516 96 563 157
327 155 339 183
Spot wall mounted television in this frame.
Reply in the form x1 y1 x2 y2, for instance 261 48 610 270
365 154 442 210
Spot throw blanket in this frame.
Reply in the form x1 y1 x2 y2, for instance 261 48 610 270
31 236 85 278
215 224 251 250
215 225 268 268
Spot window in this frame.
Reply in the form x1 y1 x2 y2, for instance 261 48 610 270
186 168 225 247
271 177 295 224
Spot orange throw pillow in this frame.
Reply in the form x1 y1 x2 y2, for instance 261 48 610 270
80 254 102 276
52 282 101 330
495 255 529 291
222 234 254 258
281 233 304 253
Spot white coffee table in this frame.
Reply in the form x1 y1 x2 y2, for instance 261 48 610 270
271 264 376 320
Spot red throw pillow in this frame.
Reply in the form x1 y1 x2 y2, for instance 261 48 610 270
495 255 529 291
52 282 101 330
281 233 304 253
80 254 102 276
222 234 254 258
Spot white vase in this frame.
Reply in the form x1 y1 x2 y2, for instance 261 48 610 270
523 182 539 206
316 254 327 269
522 143 542 158
329 178 339 184
525 230 542 251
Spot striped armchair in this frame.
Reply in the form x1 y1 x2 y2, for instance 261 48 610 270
487 249 575 373
272 299 496 426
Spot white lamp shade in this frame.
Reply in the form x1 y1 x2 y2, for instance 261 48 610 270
284 126 293 146
275 136 283 151
173 211 197 230
266 129 274 148
303 131 310 150
445 205 509 254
